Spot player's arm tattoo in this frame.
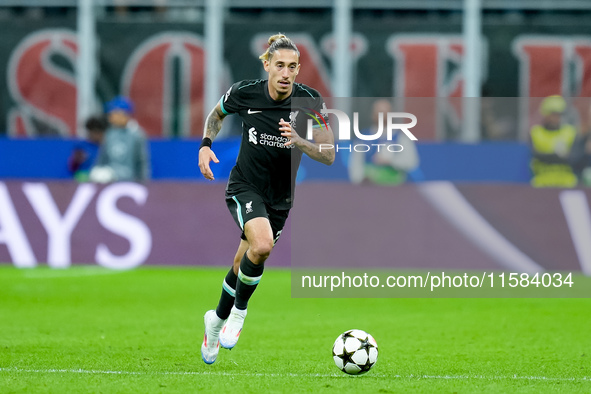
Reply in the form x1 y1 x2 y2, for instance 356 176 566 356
298 126 335 165
203 103 227 140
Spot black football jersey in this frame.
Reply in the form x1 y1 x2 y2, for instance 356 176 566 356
219 79 328 210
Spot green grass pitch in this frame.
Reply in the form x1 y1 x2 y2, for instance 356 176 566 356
1 266 590 393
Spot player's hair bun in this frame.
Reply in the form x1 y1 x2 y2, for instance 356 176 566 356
259 33 300 62
268 33 287 45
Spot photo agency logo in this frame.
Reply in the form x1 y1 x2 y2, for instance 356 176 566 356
304 105 418 152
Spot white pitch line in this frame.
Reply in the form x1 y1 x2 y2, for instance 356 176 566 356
0 368 589 382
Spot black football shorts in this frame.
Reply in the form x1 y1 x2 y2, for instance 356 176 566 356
226 190 289 245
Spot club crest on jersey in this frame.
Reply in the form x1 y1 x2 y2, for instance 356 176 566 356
289 110 299 129
245 201 253 214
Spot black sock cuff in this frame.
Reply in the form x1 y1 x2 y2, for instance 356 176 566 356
237 253 264 286
240 252 264 277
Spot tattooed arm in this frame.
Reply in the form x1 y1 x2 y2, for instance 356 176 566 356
280 118 335 166
199 103 227 180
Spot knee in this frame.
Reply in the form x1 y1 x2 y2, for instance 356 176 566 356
249 239 273 260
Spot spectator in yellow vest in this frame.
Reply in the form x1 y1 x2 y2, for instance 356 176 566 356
530 95 579 187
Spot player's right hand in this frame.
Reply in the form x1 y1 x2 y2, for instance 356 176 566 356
199 147 219 180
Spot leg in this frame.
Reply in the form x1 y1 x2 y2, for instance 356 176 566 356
232 207 288 311
202 239 250 364
203 192 271 361
220 218 274 349
232 239 249 274
218 193 287 350
214 239 249 321
234 217 273 309
244 217 274 264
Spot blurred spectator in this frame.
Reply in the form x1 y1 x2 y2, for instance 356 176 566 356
348 99 422 185
90 96 150 183
581 142 591 186
571 100 591 186
529 95 585 187
68 116 108 182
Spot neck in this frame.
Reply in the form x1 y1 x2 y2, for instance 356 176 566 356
268 82 292 101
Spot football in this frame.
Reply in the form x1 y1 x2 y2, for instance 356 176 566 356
332 329 378 375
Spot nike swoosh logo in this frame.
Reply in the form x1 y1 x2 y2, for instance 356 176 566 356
248 109 262 114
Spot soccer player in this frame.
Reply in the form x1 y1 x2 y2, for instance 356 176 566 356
198 33 334 364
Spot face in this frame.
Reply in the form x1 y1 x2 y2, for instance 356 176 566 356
264 49 300 100
87 129 104 144
108 110 130 128
543 112 562 130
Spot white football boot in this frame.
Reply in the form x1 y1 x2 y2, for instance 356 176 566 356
219 306 247 349
201 310 225 364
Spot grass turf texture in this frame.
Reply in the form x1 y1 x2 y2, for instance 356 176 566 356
1 266 590 393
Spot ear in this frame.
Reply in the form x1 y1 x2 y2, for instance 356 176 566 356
295 63 301 76
263 60 270 73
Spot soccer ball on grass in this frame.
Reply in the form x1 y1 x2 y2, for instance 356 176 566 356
332 329 378 375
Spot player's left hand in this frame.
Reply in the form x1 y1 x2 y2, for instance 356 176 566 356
279 118 302 147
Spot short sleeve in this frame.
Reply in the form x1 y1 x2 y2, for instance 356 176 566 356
292 85 330 137
312 95 329 128
219 82 242 115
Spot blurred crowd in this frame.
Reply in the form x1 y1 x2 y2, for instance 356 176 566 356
69 96 150 184
67 95 591 189
347 95 591 188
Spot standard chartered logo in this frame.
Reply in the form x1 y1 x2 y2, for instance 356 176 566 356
248 127 257 144
260 132 293 149
248 127 293 149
